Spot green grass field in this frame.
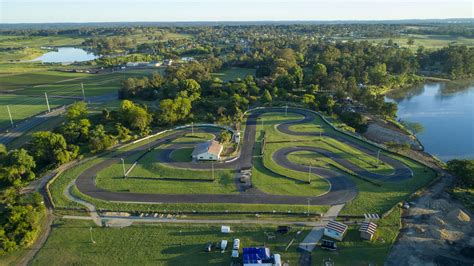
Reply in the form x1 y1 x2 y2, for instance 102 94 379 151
336 34 474 50
0 94 72 128
211 67 255 82
30 219 308 265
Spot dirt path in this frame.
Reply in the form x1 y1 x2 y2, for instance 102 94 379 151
386 172 474 265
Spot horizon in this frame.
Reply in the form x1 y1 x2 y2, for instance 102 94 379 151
1 0 473 24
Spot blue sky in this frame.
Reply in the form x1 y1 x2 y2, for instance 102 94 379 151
1 0 472 23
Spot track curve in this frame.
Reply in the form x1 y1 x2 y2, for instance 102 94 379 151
75 107 412 206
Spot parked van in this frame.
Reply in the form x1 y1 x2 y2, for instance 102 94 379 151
233 239 240 250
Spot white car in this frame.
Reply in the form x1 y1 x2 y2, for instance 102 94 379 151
233 239 240 250
220 240 228 251
231 250 239 258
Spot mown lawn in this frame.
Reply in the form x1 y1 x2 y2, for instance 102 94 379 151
211 67 255 82
0 94 72 128
169 148 193 162
95 147 237 195
31 219 309 265
312 208 401 265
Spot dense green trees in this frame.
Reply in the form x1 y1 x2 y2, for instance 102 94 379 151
0 147 36 187
0 192 45 255
447 159 474 188
28 131 78 167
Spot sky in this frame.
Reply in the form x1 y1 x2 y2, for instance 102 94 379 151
1 0 473 23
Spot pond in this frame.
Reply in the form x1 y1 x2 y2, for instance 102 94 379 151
31 47 98 63
386 81 474 161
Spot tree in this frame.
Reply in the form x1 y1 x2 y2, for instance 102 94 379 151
157 96 192 125
65 101 87 121
447 159 474 188
59 118 91 144
115 123 131 142
262 89 272 103
1 149 36 186
118 100 152 133
219 131 232 143
407 38 415 46
28 131 76 167
88 125 117 153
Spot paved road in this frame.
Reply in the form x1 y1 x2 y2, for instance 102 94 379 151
75 107 413 206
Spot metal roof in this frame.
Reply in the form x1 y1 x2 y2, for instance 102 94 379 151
242 247 271 264
325 220 348 234
359 222 377 235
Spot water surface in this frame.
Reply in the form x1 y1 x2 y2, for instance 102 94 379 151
32 47 98 63
387 82 474 161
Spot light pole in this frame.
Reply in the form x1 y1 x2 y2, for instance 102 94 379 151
285 103 288 116
191 122 194 135
211 161 215 180
261 117 264 129
121 158 126 178
308 162 312 184
377 149 381 165
81 83 86 101
307 198 311 217
89 227 96 244
6 105 13 128
44 92 51 113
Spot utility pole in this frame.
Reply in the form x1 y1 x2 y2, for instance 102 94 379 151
121 158 126 178
211 161 215 180
6 105 13 128
81 83 86 101
308 162 312 184
44 92 51 113
285 103 288 116
307 198 311 217
191 122 194 135
377 149 381 164
261 117 264 129
89 227 96 244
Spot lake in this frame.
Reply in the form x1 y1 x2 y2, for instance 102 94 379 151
32 47 98 63
387 82 474 161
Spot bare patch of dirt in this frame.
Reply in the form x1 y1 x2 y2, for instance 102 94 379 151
386 173 474 266
363 120 421 149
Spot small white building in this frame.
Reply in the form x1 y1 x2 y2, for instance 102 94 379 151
323 220 348 241
359 221 377 240
192 140 223 161
221 225 231 233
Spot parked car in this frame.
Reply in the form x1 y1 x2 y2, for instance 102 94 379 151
320 240 337 251
204 242 212 252
231 250 239 258
233 239 240 250
221 240 228 251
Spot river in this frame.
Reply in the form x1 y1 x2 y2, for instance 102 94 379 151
386 81 474 161
31 47 98 63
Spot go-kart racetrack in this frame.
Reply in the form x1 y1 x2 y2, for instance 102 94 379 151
75 107 413 206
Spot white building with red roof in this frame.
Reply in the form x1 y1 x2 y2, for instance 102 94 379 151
192 140 223 161
323 220 348 241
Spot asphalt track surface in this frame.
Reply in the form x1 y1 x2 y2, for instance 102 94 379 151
75 108 413 206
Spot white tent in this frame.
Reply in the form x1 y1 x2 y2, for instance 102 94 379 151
221 225 231 233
